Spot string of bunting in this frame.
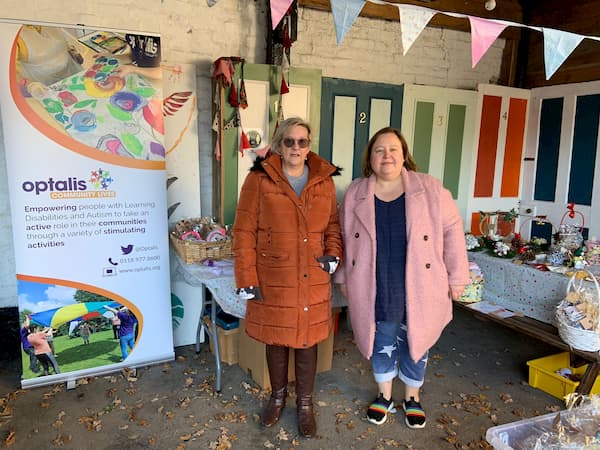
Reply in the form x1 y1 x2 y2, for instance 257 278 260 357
269 0 600 80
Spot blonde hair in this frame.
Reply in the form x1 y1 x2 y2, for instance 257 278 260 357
270 117 312 155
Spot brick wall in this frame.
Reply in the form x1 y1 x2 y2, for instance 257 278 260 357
0 0 504 312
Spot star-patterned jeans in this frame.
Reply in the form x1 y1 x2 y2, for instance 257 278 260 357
371 321 428 387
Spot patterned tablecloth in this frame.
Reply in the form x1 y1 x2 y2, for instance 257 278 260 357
172 254 348 319
173 256 247 318
468 251 579 324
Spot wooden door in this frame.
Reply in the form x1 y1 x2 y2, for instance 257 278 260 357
214 63 321 225
467 84 529 234
319 78 404 200
521 80 600 239
401 84 478 224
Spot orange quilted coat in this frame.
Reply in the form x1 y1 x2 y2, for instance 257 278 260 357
233 151 343 348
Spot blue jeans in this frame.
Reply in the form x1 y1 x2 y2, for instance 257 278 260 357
370 321 428 388
119 333 135 360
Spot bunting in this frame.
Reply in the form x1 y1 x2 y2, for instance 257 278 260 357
331 0 366 45
270 0 294 30
327 0 600 80
396 4 436 56
468 16 508 68
542 28 584 80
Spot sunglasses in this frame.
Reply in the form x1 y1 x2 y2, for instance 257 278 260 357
282 137 310 148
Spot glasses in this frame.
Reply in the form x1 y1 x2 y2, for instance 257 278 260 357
282 137 310 148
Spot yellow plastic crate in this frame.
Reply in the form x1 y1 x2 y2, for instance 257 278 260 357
527 352 600 400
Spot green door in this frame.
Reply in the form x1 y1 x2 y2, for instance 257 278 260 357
319 78 404 200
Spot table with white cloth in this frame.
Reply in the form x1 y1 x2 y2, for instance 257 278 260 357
468 250 570 324
461 251 600 395
172 255 243 392
172 254 347 392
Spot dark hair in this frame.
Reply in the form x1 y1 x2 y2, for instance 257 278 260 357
271 117 311 155
361 127 418 177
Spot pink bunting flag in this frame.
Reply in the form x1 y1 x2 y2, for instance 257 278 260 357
271 0 294 30
468 16 508 68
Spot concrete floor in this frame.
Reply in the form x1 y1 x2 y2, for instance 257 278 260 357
0 307 564 449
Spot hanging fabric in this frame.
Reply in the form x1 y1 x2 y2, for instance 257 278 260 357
239 60 248 109
229 83 239 107
280 74 289 94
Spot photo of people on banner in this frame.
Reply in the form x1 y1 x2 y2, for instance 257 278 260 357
18 279 140 380
12 25 164 161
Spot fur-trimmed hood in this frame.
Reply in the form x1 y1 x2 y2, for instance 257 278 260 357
249 151 342 177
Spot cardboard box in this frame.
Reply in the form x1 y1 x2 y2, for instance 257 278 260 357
237 319 335 390
204 317 239 365
527 352 600 399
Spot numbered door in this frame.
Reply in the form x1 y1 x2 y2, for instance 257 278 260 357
401 84 478 224
467 84 529 234
521 81 600 239
319 78 404 200
216 63 321 225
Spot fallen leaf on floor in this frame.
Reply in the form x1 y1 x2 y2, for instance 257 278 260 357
51 432 71 446
179 397 191 409
185 377 194 387
179 433 192 441
275 426 289 441
3 430 15 447
499 393 513 403
263 440 275 448
434 372 445 378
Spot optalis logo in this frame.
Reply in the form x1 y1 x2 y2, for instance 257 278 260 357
22 168 116 199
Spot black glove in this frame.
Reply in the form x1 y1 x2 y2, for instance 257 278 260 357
317 255 340 274
236 286 262 301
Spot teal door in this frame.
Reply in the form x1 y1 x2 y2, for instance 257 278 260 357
319 78 404 200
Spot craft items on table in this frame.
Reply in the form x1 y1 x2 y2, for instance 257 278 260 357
457 261 484 303
170 217 232 264
557 203 585 251
30 55 164 160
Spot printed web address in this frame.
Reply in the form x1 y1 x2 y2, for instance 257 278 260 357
118 266 160 273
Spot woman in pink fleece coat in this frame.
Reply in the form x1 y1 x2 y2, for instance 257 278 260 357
334 127 469 429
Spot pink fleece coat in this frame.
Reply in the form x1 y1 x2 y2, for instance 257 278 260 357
334 168 470 362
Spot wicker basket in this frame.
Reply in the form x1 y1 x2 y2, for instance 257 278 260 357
556 270 600 352
557 209 584 251
169 232 233 264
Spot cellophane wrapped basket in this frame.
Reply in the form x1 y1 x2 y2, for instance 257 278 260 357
585 240 600 266
457 262 484 303
169 217 232 264
556 270 600 352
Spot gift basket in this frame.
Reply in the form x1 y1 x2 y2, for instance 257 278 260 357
556 270 600 352
585 240 600 266
457 262 484 303
169 217 232 264
557 204 584 252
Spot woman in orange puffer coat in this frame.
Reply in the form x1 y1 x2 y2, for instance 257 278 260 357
233 117 342 438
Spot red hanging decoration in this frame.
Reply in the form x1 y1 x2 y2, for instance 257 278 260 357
280 75 289 95
282 22 293 49
229 84 239 107
239 79 248 109
240 130 252 156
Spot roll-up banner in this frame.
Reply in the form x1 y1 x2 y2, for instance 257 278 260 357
0 23 174 388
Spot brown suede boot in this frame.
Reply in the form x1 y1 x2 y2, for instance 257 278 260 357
294 345 318 438
262 345 289 427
